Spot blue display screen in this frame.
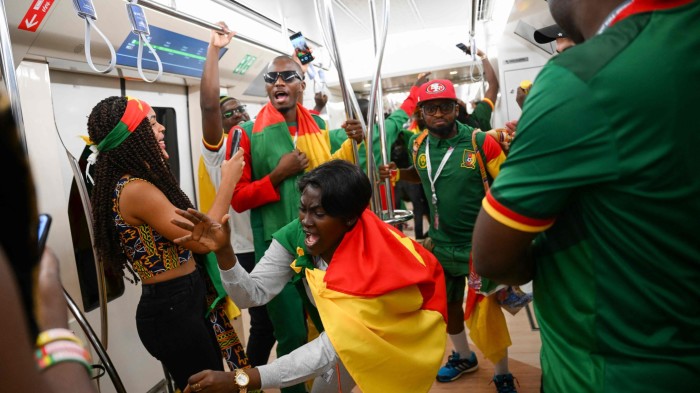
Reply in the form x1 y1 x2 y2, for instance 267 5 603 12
116 25 227 78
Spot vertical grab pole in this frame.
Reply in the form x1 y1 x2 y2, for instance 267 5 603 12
319 0 361 164
0 1 28 151
366 0 394 218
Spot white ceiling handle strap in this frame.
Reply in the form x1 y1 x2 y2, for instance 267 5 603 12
82 16 116 74
136 33 162 83
127 1 162 83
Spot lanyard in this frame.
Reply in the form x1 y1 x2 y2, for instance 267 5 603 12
425 138 454 215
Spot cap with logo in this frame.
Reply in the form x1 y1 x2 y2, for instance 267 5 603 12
417 79 457 103
533 24 568 44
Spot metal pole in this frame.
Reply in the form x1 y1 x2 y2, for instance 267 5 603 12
136 0 287 56
64 288 127 393
0 0 27 152
65 151 110 349
367 0 394 217
470 0 478 61
320 0 363 169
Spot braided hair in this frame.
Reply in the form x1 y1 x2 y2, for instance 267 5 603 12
87 96 193 276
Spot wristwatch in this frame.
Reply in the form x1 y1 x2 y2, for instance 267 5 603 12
234 369 250 393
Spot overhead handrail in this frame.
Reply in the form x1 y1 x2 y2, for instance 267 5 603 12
72 0 117 74
212 0 324 48
0 0 28 152
64 288 126 393
136 0 287 56
126 1 163 83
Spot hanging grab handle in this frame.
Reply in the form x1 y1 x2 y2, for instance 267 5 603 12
72 0 116 74
127 2 162 83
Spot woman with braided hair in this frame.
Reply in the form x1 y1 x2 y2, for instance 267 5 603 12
87 96 248 390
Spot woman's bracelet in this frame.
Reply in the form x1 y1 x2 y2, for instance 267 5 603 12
35 328 92 374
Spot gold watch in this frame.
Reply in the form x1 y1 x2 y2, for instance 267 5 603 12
234 369 250 393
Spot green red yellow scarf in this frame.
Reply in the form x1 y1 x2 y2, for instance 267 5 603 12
279 209 447 393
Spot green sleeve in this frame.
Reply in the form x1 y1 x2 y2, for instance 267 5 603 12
490 64 619 220
471 101 493 130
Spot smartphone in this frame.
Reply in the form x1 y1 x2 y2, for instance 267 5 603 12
230 129 242 155
73 0 97 20
126 3 150 35
290 32 315 65
456 43 471 55
37 213 52 255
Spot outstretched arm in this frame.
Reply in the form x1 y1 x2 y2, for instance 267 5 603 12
201 22 235 146
477 49 499 105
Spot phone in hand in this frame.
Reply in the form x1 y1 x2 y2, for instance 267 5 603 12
37 213 52 255
290 32 315 65
230 129 242 155
456 43 471 55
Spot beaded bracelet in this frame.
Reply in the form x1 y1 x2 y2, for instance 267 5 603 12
36 350 92 373
36 328 83 347
37 340 89 358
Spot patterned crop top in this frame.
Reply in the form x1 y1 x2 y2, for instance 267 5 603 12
112 176 192 280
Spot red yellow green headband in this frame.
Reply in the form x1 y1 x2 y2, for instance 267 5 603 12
96 97 151 153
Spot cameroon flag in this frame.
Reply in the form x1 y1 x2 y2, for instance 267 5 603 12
276 210 447 393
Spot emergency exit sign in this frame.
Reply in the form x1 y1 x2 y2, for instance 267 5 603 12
233 54 256 75
19 0 55 32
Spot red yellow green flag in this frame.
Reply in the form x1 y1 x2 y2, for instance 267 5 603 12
302 210 447 393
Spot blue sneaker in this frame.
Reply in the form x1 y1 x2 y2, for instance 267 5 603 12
436 351 479 382
492 373 519 393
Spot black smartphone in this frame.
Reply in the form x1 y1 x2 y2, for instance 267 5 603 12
37 213 52 255
456 43 471 55
290 32 315 65
230 129 242 155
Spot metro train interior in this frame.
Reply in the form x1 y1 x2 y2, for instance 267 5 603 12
2 0 568 392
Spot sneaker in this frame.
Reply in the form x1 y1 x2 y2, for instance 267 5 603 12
436 351 479 382
492 373 519 393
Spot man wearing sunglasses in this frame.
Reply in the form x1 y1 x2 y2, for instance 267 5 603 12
201 24 363 393
379 79 518 392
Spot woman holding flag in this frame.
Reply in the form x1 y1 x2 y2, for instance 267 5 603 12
175 160 448 393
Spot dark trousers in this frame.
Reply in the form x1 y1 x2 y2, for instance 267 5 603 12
136 266 224 390
397 181 429 239
236 252 276 366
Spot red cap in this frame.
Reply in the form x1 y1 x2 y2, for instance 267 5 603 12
417 80 457 103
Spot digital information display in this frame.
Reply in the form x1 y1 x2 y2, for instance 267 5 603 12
116 25 227 78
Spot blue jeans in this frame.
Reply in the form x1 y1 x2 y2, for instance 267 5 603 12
136 266 224 389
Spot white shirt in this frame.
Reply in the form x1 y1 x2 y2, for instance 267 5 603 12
200 137 254 253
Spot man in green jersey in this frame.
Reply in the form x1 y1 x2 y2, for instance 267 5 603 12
472 1 700 392
381 79 518 392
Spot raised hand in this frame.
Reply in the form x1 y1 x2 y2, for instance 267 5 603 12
221 148 245 186
414 72 431 87
172 208 231 253
210 21 235 49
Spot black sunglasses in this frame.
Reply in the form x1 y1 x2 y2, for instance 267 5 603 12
223 105 247 119
263 71 304 84
421 101 456 115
